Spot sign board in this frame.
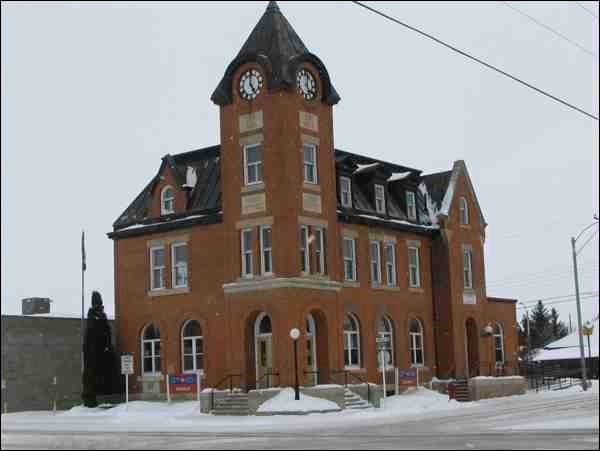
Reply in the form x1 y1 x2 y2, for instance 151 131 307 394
121 355 134 375
376 336 390 343
168 374 199 394
398 369 418 386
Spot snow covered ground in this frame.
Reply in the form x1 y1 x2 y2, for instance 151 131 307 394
257 388 340 413
2 382 597 449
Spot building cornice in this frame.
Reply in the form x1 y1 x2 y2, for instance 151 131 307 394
223 277 342 294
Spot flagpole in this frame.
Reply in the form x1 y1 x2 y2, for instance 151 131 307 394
81 230 85 375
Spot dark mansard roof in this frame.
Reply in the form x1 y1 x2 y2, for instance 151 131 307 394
211 1 340 106
110 146 454 239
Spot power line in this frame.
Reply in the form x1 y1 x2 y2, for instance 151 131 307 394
502 1 596 58
517 290 598 305
351 1 599 121
487 267 599 290
575 1 599 20
516 293 598 309
577 227 600 254
486 261 599 286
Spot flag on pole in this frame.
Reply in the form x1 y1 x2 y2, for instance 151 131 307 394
81 230 87 272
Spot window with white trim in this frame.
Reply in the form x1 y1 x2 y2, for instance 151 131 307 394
243 144 263 185
406 191 417 220
459 197 469 225
241 229 254 278
377 316 394 369
340 177 352 208
150 246 165 291
142 324 161 374
260 226 273 275
303 144 318 184
463 247 473 289
343 314 361 368
408 246 421 288
494 322 505 367
182 320 203 373
384 242 397 287
370 241 382 285
409 319 424 367
161 186 175 215
375 184 386 214
171 242 188 288
343 237 357 281
300 225 310 274
315 227 326 275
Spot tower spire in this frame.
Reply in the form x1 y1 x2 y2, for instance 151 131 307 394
267 1 279 12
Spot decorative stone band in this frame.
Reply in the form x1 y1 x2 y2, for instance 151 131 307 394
236 216 274 230
406 239 422 248
148 286 191 298
223 277 342 294
301 133 320 146
240 132 264 147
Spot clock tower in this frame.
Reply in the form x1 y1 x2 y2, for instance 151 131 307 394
212 1 342 284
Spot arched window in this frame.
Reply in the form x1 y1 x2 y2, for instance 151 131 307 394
256 313 272 336
409 319 424 367
377 316 394 369
459 197 469 225
142 324 161 374
161 186 175 215
182 320 204 373
343 314 361 368
494 322 505 367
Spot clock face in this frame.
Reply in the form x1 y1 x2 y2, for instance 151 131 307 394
239 69 263 101
297 69 317 101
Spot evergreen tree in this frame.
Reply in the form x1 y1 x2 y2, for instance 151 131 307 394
550 307 569 342
530 300 552 349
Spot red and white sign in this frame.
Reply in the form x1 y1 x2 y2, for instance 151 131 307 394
168 374 199 394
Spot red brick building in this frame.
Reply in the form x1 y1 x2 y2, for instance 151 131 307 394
108 2 518 396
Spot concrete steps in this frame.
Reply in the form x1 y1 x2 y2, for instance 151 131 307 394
210 393 250 416
454 379 471 402
344 388 372 410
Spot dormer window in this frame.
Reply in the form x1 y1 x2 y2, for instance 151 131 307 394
161 186 175 215
406 191 417 221
375 184 386 214
340 177 352 208
459 197 469 225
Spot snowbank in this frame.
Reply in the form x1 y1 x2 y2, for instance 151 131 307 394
257 388 339 413
382 387 464 415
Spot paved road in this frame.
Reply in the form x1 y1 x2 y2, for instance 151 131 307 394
2 393 598 449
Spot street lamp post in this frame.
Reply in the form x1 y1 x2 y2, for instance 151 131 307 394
571 216 599 392
290 328 301 401
519 303 531 362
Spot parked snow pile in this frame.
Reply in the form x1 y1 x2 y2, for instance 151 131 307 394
257 388 340 414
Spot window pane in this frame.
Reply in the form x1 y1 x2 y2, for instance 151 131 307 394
196 355 204 371
196 338 204 354
183 339 193 355
247 165 257 183
174 245 187 264
351 349 359 366
184 356 194 372
246 146 261 164
144 357 153 372
154 356 161 372
153 248 165 267
262 228 271 247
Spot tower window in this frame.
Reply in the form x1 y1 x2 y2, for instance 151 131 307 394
243 144 263 185
459 197 469 225
303 144 318 184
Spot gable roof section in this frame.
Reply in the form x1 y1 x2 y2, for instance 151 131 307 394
112 145 221 230
422 161 487 228
211 1 340 106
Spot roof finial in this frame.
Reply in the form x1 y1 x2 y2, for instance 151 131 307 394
267 1 280 12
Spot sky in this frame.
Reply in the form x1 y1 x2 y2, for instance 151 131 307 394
2 1 599 329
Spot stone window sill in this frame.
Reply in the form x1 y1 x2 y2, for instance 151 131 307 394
241 183 265 194
371 284 401 292
342 281 360 288
148 287 190 298
409 287 425 294
303 182 321 193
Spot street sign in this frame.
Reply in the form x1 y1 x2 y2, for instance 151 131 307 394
121 355 134 375
582 322 594 337
376 336 390 343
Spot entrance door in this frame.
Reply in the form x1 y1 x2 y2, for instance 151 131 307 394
465 318 479 378
306 314 318 385
255 313 273 389
256 336 273 388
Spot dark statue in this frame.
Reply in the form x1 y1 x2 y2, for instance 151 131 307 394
82 291 119 407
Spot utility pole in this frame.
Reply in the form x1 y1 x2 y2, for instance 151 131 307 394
571 215 599 392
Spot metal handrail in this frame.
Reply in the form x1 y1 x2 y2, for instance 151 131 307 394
256 370 279 390
303 370 320 386
329 369 371 405
209 373 242 411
